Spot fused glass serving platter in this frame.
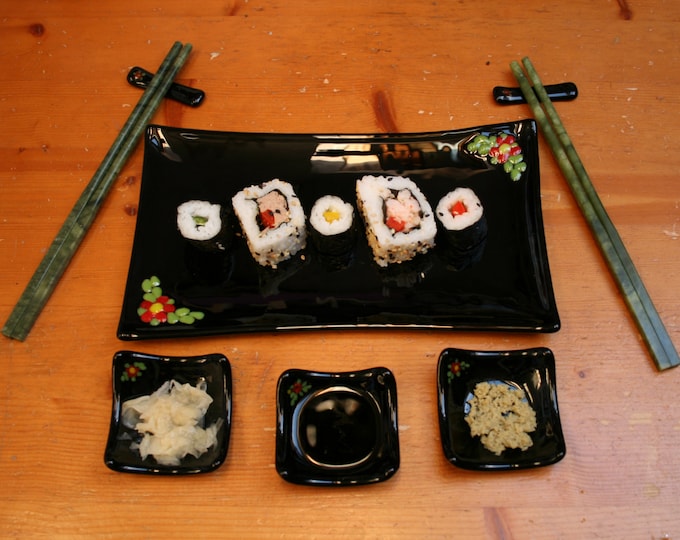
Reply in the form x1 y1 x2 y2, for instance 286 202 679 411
117 121 559 340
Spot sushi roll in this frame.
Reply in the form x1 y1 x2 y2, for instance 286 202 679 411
309 195 356 255
231 179 307 268
176 200 230 251
435 187 487 251
356 175 437 267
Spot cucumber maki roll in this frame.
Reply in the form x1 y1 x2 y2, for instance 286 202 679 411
176 200 230 251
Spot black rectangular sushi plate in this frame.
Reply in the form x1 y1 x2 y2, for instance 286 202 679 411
117 121 559 340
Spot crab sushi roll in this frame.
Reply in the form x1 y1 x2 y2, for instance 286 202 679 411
356 175 436 267
435 187 487 251
231 179 307 268
309 195 356 255
177 200 230 251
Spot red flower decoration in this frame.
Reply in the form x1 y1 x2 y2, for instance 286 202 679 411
287 379 312 406
121 362 147 382
137 276 204 326
447 359 470 382
139 295 176 325
466 131 526 181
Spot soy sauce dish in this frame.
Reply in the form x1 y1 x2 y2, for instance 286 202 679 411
437 347 566 471
276 367 399 486
104 351 232 475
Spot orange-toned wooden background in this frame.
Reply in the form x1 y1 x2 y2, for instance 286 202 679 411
1 1 679 537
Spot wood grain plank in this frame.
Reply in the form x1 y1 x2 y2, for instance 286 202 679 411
1 1 680 537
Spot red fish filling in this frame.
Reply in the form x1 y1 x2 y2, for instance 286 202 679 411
384 189 422 233
256 190 290 231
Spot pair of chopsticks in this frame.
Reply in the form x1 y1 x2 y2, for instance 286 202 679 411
2 41 193 341
511 57 679 371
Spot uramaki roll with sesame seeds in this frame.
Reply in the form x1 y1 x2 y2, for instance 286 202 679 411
356 175 436 267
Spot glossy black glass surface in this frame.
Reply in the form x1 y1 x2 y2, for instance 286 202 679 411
104 351 232 474
437 347 566 471
117 121 559 340
276 367 399 486
127 67 205 107
493 82 578 105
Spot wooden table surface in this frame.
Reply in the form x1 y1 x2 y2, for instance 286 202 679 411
2 1 679 537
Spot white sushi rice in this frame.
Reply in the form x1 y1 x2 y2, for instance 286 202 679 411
309 195 354 236
435 187 484 231
356 175 436 266
177 200 223 241
231 179 307 268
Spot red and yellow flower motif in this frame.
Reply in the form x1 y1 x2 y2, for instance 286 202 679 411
136 275 204 326
121 361 147 382
139 295 176 325
447 358 470 382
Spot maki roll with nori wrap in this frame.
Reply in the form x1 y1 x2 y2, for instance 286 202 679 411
309 195 356 255
177 200 231 251
435 187 488 269
356 175 437 267
231 179 307 269
435 187 487 250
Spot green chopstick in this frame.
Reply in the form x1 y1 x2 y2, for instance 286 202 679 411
2 41 193 341
510 57 680 371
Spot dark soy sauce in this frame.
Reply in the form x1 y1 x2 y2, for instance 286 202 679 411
297 388 379 467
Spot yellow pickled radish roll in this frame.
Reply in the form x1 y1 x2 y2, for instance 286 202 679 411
310 195 354 235
309 195 356 255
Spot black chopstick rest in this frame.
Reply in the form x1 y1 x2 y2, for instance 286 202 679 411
493 82 578 105
127 66 205 107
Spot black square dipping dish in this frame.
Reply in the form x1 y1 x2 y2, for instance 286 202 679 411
437 347 566 471
104 351 232 474
276 367 399 486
